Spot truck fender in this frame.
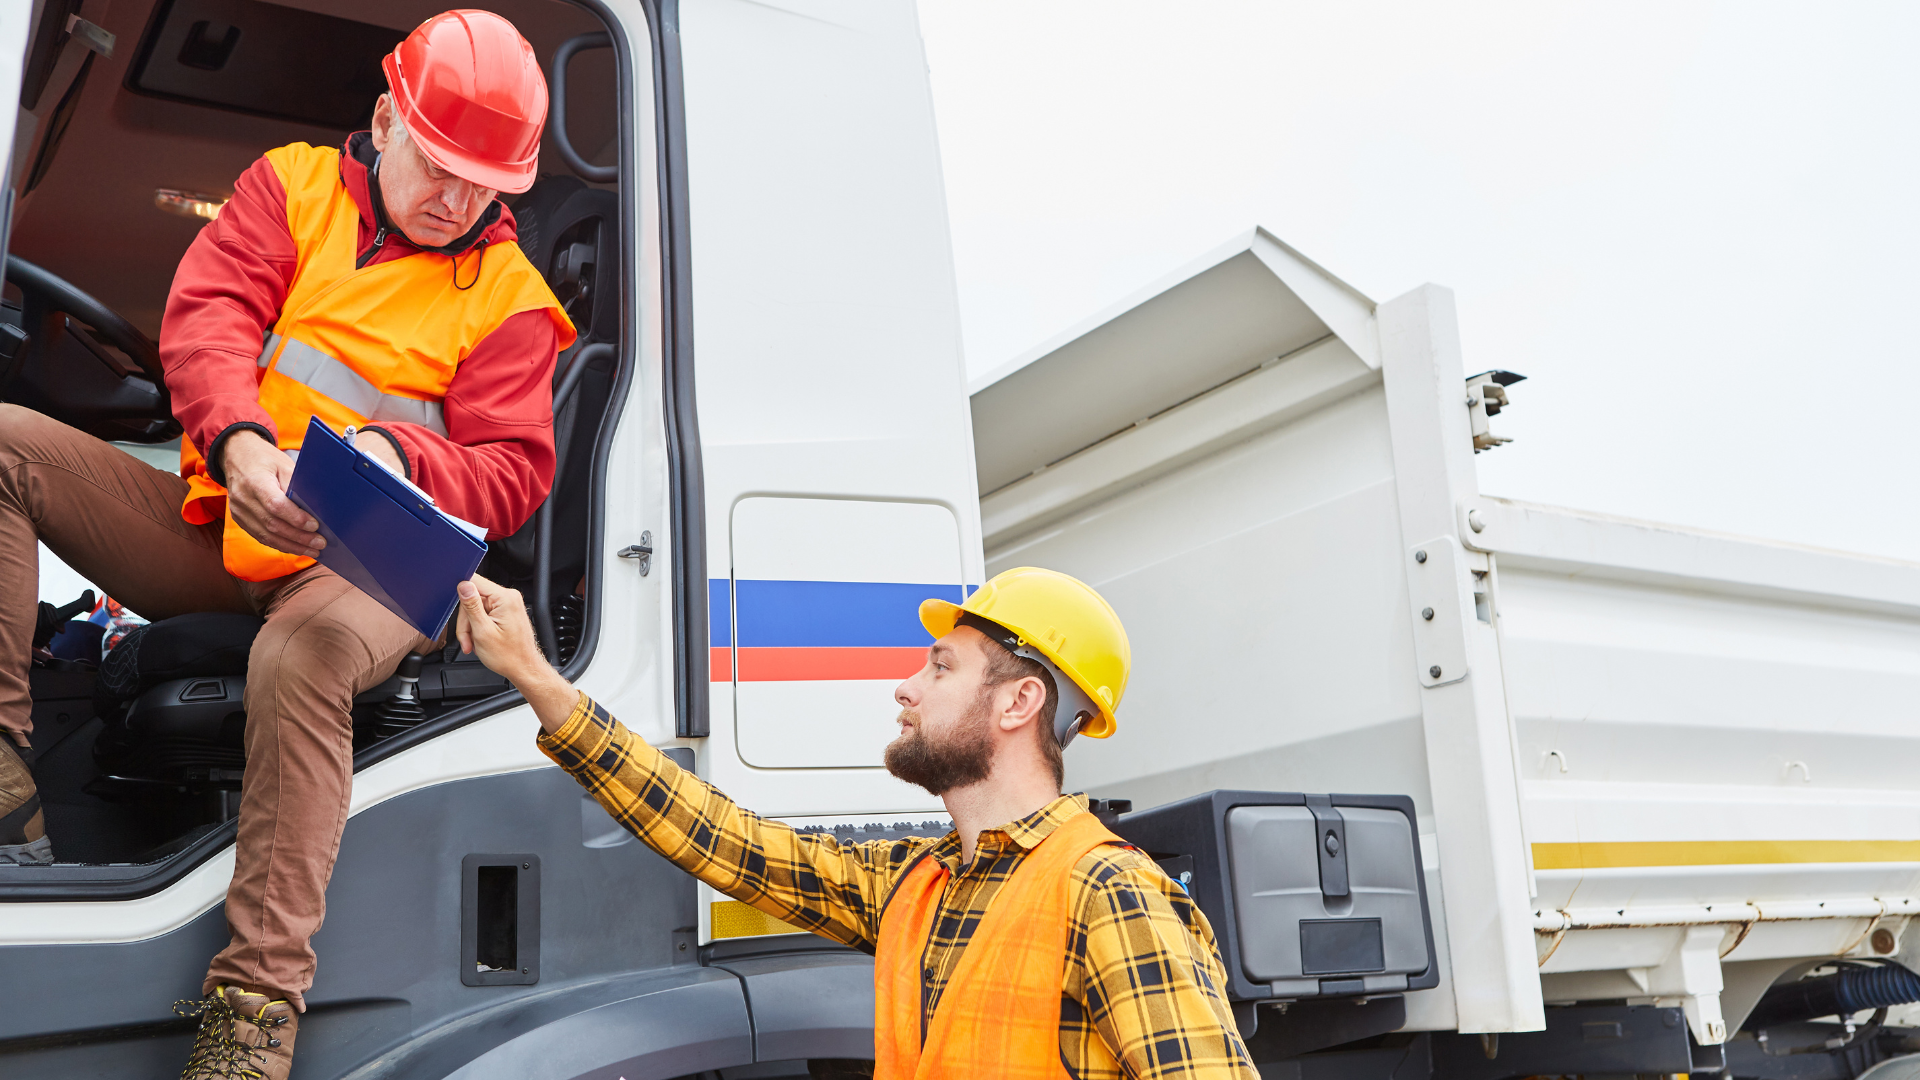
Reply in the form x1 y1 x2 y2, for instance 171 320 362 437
712 950 877 1062
416 969 753 1080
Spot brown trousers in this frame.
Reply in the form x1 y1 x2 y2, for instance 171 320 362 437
0 405 427 1010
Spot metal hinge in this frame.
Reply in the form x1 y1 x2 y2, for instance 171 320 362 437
1466 370 1526 452
66 15 116 58
617 531 652 575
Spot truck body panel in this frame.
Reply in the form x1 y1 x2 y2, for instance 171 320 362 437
677 0 977 818
973 226 1920 1048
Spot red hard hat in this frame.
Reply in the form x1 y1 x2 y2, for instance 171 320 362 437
382 10 547 193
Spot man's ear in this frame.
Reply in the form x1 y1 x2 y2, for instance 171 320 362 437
995 675 1049 736
370 94 395 153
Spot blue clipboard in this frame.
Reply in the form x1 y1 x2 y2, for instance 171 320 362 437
286 416 488 640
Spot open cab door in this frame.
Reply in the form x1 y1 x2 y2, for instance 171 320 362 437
0 7 25 254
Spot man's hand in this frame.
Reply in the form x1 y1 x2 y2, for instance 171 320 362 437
220 430 323 556
455 574 547 683
456 575 578 733
358 430 406 476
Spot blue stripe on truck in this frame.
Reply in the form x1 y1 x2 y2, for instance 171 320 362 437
708 579 966 648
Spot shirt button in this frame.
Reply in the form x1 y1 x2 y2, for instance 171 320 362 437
923 966 936 983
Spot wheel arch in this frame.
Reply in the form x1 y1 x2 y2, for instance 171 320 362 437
714 948 877 1063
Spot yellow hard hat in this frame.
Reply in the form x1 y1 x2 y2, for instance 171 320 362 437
919 566 1131 742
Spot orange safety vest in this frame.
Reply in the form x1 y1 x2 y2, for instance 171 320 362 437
178 141 576 581
874 810 1121 1080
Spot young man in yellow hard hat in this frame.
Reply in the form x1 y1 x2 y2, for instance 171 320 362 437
454 566 1258 1078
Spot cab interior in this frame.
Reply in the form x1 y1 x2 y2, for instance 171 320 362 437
8 0 627 866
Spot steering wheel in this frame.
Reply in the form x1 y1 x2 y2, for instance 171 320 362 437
2 255 176 442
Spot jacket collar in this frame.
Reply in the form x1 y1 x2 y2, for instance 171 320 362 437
931 793 1090 874
340 131 516 257
1001 793 1090 851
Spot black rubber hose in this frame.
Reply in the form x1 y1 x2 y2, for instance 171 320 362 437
1748 960 1920 1030
549 33 617 183
532 342 613 663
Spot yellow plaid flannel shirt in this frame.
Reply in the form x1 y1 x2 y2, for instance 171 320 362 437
537 694 1258 1080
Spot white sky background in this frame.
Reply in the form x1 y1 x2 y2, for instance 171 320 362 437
918 0 1920 562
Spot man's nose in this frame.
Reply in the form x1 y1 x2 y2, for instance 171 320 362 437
438 181 471 217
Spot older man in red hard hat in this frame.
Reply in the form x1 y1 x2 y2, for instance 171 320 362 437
0 11 571 1078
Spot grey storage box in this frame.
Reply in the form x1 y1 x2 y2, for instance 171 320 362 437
1115 790 1437 1003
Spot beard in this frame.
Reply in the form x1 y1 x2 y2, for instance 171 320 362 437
884 696 995 796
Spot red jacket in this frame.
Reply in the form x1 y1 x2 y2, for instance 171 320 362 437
160 133 560 538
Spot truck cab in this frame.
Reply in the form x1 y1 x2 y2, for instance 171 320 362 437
0 1 975 1075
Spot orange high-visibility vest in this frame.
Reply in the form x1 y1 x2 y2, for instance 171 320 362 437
178 141 576 581
874 810 1121 1080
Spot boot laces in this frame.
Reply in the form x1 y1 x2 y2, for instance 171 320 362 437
174 992 287 1079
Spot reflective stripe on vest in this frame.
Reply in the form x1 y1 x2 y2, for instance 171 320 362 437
261 335 448 437
873 811 1121 1080
177 140 575 582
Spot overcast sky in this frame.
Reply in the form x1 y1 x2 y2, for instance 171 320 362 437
919 0 1920 562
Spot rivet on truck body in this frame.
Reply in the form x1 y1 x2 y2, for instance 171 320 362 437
1468 509 1485 533
1421 607 1434 621
1429 666 1442 678
1415 550 1427 563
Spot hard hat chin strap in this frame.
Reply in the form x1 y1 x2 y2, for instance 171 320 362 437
956 613 1096 748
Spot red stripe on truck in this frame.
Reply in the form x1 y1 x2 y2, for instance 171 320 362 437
709 646 927 682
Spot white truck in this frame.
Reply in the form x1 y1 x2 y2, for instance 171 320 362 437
2 1 1916 1078
972 226 1920 1078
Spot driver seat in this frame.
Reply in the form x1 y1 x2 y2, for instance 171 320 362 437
88 611 502 814
90 613 261 812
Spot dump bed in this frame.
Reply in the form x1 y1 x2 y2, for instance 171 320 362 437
969 227 1920 1044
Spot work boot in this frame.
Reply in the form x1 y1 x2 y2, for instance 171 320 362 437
175 986 298 1079
0 737 52 865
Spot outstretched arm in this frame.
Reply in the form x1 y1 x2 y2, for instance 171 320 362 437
454 575 923 951
452 576 579 732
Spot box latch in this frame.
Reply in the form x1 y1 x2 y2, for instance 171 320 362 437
1305 795 1347 899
